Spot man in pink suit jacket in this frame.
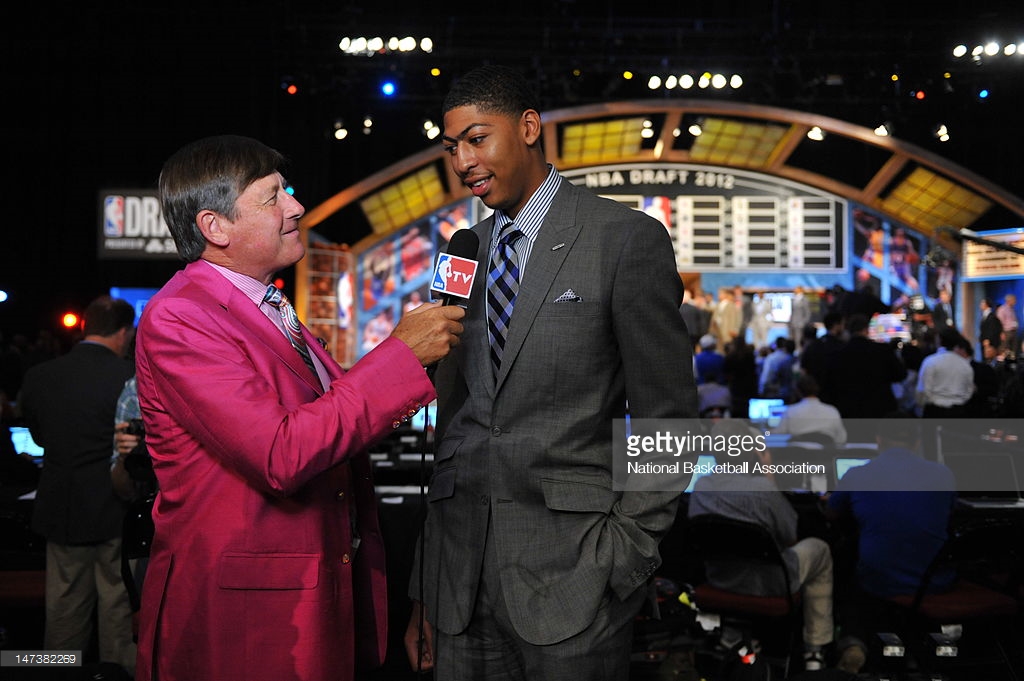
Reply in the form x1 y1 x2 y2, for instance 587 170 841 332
134 135 464 681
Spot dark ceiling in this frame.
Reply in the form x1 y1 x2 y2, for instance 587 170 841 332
3 0 1024 334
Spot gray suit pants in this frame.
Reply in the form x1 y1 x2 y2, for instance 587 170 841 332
434 515 646 680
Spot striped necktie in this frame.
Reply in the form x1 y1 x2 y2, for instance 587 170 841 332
487 224 525 374
263 284 318 378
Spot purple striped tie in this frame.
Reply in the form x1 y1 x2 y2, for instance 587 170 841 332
264 285 318 378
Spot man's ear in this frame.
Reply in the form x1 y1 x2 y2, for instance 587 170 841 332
197 210 229 247
521 109 542 147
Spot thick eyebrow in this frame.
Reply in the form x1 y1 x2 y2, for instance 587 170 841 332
441 122 492 145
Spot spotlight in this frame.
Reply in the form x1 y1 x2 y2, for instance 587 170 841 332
679 74 695 89
380 80 397 97
807 126 825 141
934 124 950 142
647 75 662 89
423 119 441 140
874 123 891 137
333 119 348 140
363 116 373 135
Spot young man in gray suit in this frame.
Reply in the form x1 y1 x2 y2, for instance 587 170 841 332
405 65 698 680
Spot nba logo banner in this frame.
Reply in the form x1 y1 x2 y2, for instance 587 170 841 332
430 253 477 299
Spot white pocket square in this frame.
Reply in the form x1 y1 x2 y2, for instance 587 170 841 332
553 288 582 303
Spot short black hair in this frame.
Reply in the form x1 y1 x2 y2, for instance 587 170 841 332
443 65 540 118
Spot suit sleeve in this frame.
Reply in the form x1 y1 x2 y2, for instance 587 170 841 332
606 213 699 600
136 296 435 496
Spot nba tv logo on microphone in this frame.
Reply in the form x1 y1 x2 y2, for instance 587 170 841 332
430 253 477 299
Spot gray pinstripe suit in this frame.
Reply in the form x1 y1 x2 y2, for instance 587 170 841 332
414 178 698 662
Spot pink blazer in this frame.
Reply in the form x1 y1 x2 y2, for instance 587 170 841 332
134 261 434 681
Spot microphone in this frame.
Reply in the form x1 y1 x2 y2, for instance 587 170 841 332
426 229 479 381
430 229 480 307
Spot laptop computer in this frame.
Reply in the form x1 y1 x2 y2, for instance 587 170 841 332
748 398 786 429
834 456 872 482
9 426 44 461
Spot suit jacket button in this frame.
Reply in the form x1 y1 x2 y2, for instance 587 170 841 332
491 426 502 436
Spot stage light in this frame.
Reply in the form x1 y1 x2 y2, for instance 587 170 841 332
0 289 8 303
953 44 968 58
711 73 727 89
647 75 661 89
423 119 441 140
381 80 396 96
698 72 711 88
420 38 434 52
807 126 825 141
935 124 950 142
333 119 348 140
688 121 703 137
665 75 678 89
679 74 695 89
622 71 634 80
363 116 373 135
985 41 1000 56
978 88 990 99
640 119 654 139
730 74 743 89
62 312 80 329
874 123 891 137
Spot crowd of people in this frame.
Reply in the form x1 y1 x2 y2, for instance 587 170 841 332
683 283 1024 428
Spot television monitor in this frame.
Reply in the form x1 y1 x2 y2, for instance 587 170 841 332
110 286 161 325
9 426 44 460
748 398 787 428
762 291 793 324
868 313 911 343
408 403 438 432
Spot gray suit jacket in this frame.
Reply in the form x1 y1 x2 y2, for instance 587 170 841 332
415 179 698 645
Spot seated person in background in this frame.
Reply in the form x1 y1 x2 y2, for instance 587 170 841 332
775 374 847 446
688 419 835 672
694 334 725 385
825 415 956 671
826 414 956 598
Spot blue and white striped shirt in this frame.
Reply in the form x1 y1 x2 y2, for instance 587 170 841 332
490 165 562 279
